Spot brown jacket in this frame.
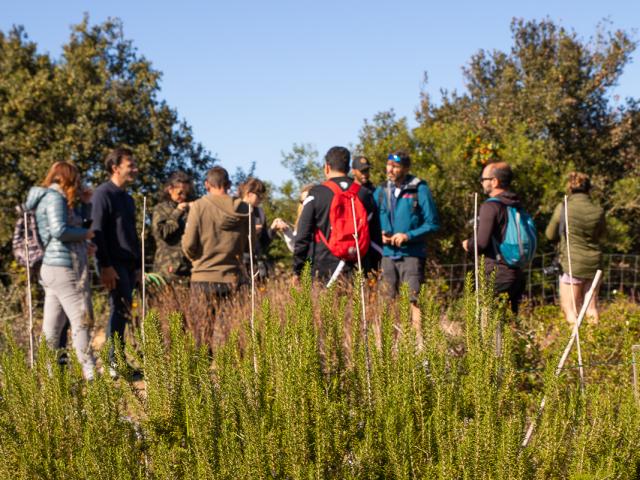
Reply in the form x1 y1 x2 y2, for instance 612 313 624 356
182 194 250 284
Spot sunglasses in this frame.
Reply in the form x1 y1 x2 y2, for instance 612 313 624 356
388 154 402 163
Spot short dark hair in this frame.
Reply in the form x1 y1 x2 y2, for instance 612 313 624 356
238 177 267 198
104 147 134 174
567 171 591 194
390 150 411 167
325 146 350 174
206 166 231 190
161 170 195 201
489 162 513 188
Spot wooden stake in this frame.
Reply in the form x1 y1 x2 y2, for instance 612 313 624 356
248 205 258 375
141 196 147 342
351 197 372 402
564 195 585 389
23 210 34 368
632 345 640 404
473 193 482 333
522 269 602 447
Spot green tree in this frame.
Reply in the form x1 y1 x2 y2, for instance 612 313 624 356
357 18 639 260
0 17 214 265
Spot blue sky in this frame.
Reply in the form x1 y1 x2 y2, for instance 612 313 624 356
2 0 638 185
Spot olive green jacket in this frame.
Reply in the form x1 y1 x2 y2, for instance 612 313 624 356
545 193 606 279
152 200 191 281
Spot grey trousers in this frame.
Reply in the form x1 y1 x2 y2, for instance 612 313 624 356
40 264 96 379
381 256 426 303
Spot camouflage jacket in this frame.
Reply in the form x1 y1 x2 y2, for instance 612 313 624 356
152 200 191 281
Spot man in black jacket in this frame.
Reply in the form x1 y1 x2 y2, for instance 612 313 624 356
92 147 141 364
462 161 526 314
294 146 376 282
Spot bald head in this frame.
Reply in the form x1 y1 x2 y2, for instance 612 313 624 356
485 162 512 189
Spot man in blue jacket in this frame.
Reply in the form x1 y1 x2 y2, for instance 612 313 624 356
374 151 439 305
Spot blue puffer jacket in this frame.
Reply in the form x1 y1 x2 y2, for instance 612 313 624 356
374 175 439 258
25 185 88 267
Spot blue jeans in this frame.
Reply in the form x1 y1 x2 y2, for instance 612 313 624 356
107 263 137 361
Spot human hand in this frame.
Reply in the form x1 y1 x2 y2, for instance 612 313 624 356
271 218 289 232
177 202 190 211
100 266 120 291
85 230 95 241
462 239 469 252
382 232 392 245
390 233 409 247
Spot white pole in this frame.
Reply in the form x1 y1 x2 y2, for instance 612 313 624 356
248 205 258 375
23 210 34 368
350 197 371 402
522 269 602 447
564 195 584 389
473 193 481 331
141 196 147 343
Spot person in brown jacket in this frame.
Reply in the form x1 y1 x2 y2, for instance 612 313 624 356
182 166 250 307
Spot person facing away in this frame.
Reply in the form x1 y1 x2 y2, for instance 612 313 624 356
293 146 377 282
91 147 141 365
182 166 250 302
374 151 439 301
462 161 526 314
351 155 382 275
545 172 606 324
151 171 195 284
26 161 96 379
239 177 274 279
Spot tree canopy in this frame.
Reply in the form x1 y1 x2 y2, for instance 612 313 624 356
356 18 639 259
0 17 215 264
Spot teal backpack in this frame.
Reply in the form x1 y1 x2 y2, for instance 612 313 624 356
486 198 537 268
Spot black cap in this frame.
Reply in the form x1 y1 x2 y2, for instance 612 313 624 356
352 155 371 171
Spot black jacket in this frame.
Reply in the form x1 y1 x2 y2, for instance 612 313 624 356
466 191 523 284
91 181 141 268
293 176 377 280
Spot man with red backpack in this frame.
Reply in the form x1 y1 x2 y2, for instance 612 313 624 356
293 146 375 282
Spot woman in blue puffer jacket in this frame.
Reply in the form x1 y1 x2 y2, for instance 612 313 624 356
25 161 96 379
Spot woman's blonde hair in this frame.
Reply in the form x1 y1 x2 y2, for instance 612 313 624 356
567 171 591 194
41 161 80 208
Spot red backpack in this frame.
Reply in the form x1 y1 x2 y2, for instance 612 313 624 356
315 180 370 262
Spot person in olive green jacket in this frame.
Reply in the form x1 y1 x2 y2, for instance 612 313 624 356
545 172 606 324
152 171 195 284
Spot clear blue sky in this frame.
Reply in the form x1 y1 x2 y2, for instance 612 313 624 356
2 0 638 185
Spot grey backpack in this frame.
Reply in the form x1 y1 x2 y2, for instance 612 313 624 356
12 204 45 268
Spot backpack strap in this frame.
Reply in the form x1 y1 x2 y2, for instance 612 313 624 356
401 176 423 214
484 196 506 261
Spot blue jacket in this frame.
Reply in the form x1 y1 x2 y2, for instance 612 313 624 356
25 186 88 267
374 175 439 258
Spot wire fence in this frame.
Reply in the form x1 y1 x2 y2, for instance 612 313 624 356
2 252 639 313
429 252 640 303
